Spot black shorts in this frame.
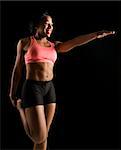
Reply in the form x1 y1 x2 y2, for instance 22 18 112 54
21 80 56 108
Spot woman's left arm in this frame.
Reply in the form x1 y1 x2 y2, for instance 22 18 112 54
55 30 115 53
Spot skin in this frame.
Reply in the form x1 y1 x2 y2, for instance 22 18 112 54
9 15 115 150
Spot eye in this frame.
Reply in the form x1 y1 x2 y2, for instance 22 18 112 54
44 23 48 26
45 22 53 27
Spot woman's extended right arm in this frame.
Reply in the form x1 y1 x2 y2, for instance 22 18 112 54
9 40 24 107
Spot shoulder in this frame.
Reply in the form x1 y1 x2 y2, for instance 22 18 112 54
49 40 62 45
49 41 62 49
52 41 63 52
53 41 62 46
18 37 31 51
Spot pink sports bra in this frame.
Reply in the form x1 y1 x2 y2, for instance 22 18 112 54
24 36 57 64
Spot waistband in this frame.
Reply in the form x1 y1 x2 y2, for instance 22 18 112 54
25 79 52 84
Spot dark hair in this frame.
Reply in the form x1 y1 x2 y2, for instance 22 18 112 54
29 11 52 35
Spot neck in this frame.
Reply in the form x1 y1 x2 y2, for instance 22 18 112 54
34 34 49 45
34 33 48 42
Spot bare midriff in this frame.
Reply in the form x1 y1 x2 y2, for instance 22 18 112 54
26 62 54 81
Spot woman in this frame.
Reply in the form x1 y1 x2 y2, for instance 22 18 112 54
9 12 115 150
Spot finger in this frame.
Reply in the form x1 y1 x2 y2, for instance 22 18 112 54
16 99 23 110
112 31 115 34
108 31 115 34
109 31 115 34
104 31 114 36
17 99 22 102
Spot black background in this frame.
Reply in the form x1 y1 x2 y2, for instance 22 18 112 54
1 1 121 150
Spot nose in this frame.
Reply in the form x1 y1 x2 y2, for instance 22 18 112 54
47 24 52 29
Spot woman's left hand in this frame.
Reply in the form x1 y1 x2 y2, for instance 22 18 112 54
96 30 115 39
16 99 23 110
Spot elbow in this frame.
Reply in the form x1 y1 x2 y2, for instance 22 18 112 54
13 64 22 75
12 68 20 77
12 66 22 81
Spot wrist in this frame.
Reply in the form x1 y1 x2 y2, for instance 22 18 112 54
96 30 105 39
94 32 99 39
90 32 98 40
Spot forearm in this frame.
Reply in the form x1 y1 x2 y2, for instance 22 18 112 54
9 67 22 99
72 32 97 47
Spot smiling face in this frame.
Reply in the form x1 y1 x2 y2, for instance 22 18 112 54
36 15 53 38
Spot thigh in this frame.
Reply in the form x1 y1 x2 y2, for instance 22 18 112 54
21 80 44 108
45 103 56 131
25 105 47 142
44 81 56 104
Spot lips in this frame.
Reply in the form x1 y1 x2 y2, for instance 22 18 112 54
46 30 51 34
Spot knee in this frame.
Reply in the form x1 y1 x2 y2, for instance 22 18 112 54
33 135 47 144
30 130 48 144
